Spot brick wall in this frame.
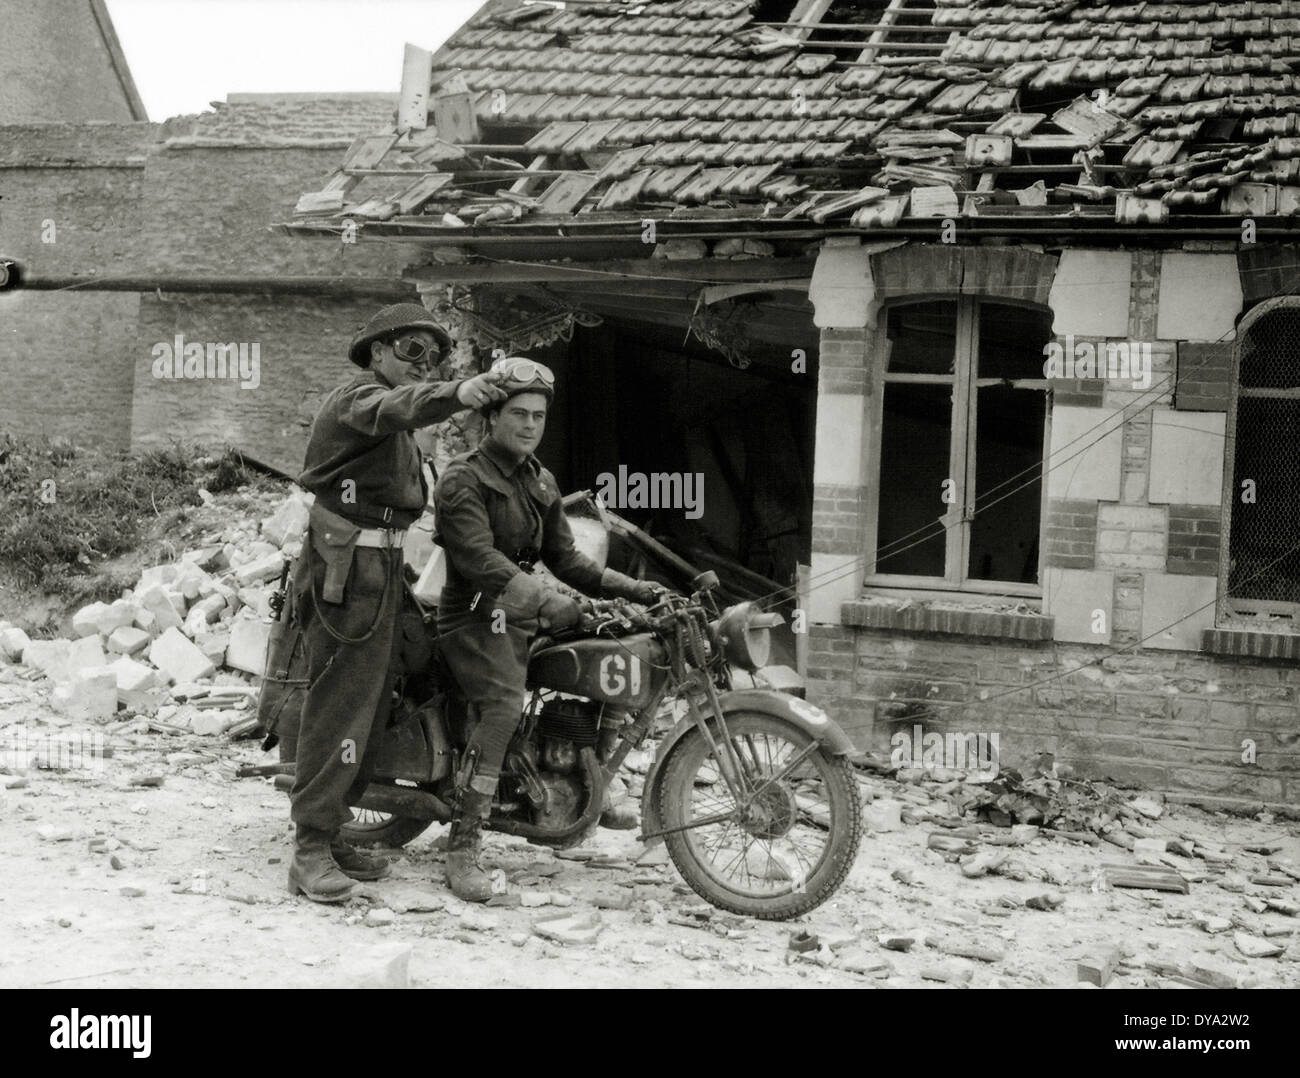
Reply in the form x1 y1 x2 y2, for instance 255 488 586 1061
807 623 1300 806
129 293 396 475
1043 499 1098 570
1167 504 1222 576
0 290 139 448
0 127 422 461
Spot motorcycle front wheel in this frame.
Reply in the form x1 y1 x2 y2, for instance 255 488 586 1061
656 711 862 920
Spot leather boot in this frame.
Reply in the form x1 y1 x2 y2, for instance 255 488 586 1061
330 838 392 881
444 789 493 903
288 825 359 903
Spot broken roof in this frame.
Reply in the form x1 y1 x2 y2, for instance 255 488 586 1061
280 0 1300 244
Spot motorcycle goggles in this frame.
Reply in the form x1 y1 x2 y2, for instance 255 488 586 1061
490 356 556 396
388 333 444 365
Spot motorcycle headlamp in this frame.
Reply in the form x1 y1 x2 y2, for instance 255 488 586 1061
713 602 783 672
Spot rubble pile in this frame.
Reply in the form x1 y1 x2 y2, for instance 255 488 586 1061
0 489 312 738
849 755 1300 987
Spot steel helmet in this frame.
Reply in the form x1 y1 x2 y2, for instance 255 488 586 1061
348 303 453 368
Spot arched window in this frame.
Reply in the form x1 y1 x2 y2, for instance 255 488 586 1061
1223 298 1300 614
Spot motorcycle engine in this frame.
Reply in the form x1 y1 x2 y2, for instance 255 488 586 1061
537 698 600 774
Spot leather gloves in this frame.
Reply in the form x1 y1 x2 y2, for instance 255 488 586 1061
601 569 664 605
538 591 581 630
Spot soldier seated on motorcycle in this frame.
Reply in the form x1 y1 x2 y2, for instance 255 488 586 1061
433 355 660 902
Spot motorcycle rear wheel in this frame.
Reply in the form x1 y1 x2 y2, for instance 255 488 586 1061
656 711 861 920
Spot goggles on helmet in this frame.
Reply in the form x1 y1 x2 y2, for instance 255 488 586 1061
387 333 441 366
490 356 556 395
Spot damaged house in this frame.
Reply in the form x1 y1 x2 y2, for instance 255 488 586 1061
265 0 1300 808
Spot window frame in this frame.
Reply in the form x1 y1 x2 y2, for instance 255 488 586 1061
862 294 1052 599
1219 295 1300 621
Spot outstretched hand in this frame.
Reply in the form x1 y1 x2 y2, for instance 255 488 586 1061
456 369 508 409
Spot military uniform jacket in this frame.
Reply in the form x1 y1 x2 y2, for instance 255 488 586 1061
434 438 604 618
298 370 464 529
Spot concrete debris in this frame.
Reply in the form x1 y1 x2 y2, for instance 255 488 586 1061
234 553 285 587
0 625 32 662
106 625 151 657
225 617 271 677
364 908 397 928
1233 931 1284 959
51 667 118 722
149 628 216 685
878 930 920 952
1077 946 1121 986
533 910 603 946
346 944 411 988
1025 891 1065 911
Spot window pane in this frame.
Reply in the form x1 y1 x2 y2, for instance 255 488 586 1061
1229 396 1300 602
885 301 958 375
968 386 1045 583
977 304 1054 380
876 383 949 576
1239 310 1300 390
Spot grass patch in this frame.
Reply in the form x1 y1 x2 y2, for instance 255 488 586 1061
0 435 271 601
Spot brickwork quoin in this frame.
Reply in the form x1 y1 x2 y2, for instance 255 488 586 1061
804 624 1300 808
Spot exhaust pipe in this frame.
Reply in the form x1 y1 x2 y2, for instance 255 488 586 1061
271 774 452 823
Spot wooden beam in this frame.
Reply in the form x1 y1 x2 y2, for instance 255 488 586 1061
404 257 816 286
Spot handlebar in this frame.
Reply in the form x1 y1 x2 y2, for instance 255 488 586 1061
562 591 692 638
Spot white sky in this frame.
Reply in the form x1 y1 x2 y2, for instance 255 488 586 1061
107 0 487 120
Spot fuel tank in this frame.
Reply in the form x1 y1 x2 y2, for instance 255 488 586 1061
528 632 669 709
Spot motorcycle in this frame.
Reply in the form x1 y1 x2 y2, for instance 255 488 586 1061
268 570 863 920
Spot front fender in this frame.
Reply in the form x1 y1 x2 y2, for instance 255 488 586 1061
639 690 856 842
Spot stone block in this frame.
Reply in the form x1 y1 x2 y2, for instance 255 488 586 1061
137 564 178 590
137 585 184 632
133 606 158 635
810 239 876 328
1043 568 1113 644
68 635 107 677
1142 573 1217 651
1156 252 1243 342
106 625 150 656
72 601 110 638
1049 249 1132 338
1046 406 1123 501
810 553 859 625
22 639 72 679
190 710 236 736
813 395 865 487
149 627 216 685
235 552 285 587
262 493 311 549
0 625 32 662
1149 412 1226 505
106 655 159 710
182 545 224 571
51 666 118 722
225 617 271 676
194 630 232 666
173 562 212 601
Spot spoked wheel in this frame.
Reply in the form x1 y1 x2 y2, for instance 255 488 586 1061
340 805 432 849
657 712 862 920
